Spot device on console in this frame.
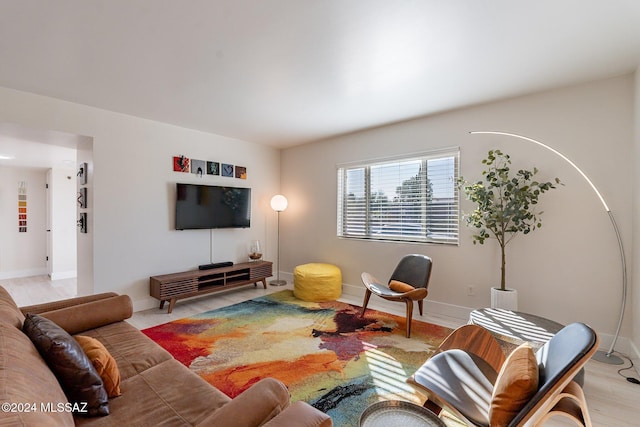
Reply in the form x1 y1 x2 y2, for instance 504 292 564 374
198 261 234 270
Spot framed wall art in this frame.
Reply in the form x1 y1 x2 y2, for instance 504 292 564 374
221 163 234 177
78 187 87 208
18 181 27 232
78 163 88 185
191 159 206 177
173 155 247 181
173 156 190 172
235 166 247 179
207 161 220 175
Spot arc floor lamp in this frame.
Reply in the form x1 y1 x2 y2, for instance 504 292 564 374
270 194 288 286
470 131 627 365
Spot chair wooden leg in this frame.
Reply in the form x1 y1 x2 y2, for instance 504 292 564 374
361 289 372 317
537 381 592 427
405 300 414 338
418 299 424 316
423 399 442 416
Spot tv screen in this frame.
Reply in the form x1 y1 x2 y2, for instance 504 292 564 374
175 183 251 230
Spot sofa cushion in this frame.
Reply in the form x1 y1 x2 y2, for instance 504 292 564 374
0 285 25 329
78 321 174 381
489 342 539 426
22 314 109 417
75 335 122 398
0 322 74 426
74 358 232 426
37 295 133 335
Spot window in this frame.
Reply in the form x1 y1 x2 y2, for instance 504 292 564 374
337 148 459 244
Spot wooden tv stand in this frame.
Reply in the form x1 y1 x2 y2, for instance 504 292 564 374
150 260 273 313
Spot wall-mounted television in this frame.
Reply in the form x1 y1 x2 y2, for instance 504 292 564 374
175 183 251 230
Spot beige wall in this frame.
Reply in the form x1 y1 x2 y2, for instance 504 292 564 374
0 87 281 310
281 75 634 348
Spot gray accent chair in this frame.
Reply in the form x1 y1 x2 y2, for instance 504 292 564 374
360 254 433 338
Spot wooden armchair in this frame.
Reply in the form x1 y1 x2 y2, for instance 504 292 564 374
408 323 598 426
360 254 432 338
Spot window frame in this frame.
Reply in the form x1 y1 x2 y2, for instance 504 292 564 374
337 147 459 245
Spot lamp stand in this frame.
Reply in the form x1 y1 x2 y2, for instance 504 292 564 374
591 210 626 365
270 210 286 286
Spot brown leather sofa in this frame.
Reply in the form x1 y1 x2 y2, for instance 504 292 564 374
0 286 332 426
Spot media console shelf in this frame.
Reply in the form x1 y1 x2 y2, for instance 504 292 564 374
150 260 273 313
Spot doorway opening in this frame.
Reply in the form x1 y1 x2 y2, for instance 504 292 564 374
0 122 93 302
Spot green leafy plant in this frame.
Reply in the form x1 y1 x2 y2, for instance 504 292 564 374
457 150 561 290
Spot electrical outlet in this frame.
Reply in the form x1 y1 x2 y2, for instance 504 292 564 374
467 286 475 296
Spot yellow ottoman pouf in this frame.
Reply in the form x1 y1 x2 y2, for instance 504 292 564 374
293 263 342 302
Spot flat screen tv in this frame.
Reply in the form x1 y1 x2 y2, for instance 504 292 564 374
175 183 251 230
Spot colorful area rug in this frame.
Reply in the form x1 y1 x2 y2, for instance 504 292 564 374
142 291 452 427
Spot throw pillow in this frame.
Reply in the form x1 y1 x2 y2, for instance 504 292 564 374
75 335 122 398
388 280 415 293
489 342 539 427
22 313 109 416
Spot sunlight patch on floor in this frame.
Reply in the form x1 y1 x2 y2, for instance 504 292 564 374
364 344 422 404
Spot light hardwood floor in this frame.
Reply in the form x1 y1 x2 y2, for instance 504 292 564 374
1 275 77 306
3 275 639 426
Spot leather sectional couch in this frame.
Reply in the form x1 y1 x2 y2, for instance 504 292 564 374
0 286 332 426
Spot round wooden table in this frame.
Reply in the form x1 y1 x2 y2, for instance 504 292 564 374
469 308 584 386
469 308 564 349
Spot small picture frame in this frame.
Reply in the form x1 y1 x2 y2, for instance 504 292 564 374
173 156 190 172
207 161 220 175
221 163 234 177
78 187 87 208
191 159 206 177
78 163 88 185
235 166 247 179
78 212 87 234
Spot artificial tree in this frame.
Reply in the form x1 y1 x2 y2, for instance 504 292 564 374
457 149 561 290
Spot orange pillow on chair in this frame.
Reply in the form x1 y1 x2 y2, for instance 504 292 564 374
75 335 122 398
489 342 539 426
388 280 415 293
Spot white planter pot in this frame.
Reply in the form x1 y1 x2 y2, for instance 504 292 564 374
490 287 518 310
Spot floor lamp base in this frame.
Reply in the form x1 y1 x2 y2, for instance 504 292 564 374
269 280 287 286
592 350 624 365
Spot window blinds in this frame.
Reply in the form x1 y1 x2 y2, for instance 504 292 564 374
337 148 459 244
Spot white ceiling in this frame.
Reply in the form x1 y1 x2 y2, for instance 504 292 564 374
1 0 640 149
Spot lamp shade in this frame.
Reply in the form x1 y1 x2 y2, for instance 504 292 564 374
270 194 288 212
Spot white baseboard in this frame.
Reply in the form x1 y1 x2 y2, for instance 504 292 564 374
598 334 638 367
0 268 47 280
340 281 634 362
341 282 471 322
133 296 160 313
277 271 294 286
49 270 77 280
629 340 640 376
